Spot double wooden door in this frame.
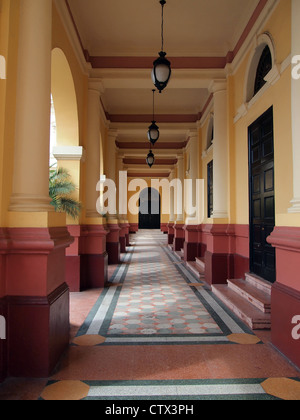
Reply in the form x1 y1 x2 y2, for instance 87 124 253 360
249 107 276 283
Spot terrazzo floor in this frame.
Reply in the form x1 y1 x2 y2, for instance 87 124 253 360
1 230 300 401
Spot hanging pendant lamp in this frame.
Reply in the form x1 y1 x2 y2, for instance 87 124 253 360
152 0 172 93
146 150 155 168
148 89 160 146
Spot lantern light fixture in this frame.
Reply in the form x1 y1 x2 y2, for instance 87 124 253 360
152 0 172 93
147 89 160 146
146 150 155 168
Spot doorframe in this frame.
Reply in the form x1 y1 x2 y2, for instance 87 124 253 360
138 187 161 230
248 106 276 283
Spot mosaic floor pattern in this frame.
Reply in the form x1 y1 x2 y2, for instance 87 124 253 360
76 230 257 346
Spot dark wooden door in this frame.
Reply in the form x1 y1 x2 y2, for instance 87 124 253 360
249 107 276 283
139 188 161 229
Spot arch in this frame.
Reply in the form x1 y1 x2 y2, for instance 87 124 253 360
139 187 161 229
51 48 79 147
244 33 276 103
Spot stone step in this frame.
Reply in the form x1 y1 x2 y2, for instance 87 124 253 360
174 250 184 261
195 257 206 271
186 261 205 279
228 279 271 314
212 285 271 330
245 273 272 296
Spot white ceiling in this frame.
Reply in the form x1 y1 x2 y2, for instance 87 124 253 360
69 0 259 57
66 0 261 170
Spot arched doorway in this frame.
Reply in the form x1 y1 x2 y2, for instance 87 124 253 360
139 188 161 229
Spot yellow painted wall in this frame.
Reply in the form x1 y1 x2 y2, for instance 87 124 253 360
127 177 171 226
231 0 293 226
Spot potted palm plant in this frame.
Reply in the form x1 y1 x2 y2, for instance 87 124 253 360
49 167 82 219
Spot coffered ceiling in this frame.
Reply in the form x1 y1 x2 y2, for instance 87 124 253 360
65 0 267 175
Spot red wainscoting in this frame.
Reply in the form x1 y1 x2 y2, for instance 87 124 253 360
268 227 300 369
0 226 73 379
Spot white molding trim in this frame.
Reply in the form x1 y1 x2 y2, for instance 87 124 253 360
230 0 280 75
53 0 89 76
52 146 86 162
234 51 291 124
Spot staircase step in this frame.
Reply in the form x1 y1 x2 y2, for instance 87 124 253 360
186 261 205 278
212 285 271 330
174 250 184 261
228 279 271 314
245 273 272 296
195 257 206 271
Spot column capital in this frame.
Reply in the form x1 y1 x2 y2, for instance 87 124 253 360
208 79 227 94
188 129 198 139
88 78 105 94
52 146 86 162
108 129 118 142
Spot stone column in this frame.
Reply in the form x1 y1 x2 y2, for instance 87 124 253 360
209 80 229 219
105 130 120 264
289 0 300 213
184 131 200 261
9 0 53 212
86 84 102 218
167 169 175 245
204 81 231 285
117 153 127 253
4 0 72 379
173 154 185 251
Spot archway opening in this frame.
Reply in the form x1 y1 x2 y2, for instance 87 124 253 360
51 48 79 149
139 187 161 229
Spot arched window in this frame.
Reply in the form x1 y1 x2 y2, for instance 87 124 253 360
244 33 276 103
254 45 272 96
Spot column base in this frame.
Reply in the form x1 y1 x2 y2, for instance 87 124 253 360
67 225 108 291
167 222 174 245
8 283 69 378
173 223 185 252
106 223 121 265
106 242 121 265
272 283 300 369
80 253 108 289
268 226 300 369
129 223 139 233
119 223 128 253
161 223 168 234
183 224 199 262
205 251 233 286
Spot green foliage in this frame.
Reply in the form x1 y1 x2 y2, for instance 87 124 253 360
49 167 82 219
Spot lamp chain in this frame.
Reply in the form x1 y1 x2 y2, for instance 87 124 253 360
161 1 164 52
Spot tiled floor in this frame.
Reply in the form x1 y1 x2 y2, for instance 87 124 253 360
1 230 300 400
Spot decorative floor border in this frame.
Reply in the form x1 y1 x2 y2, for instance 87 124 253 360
75 236 259 346
40 377 300 400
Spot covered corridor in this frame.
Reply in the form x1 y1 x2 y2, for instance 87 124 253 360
1 230 299 400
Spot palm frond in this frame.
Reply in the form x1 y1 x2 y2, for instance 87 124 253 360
49 167 82 220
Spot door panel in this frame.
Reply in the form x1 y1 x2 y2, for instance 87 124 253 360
249 107 276 283
139 188 161 229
